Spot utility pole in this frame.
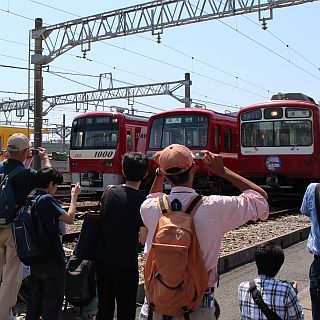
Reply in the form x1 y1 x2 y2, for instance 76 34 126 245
62 114 66 153
185 73 191 108
33 18 43 170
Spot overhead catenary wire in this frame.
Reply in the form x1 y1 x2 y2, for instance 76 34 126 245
0 1 319 114
242 15 320 72
0 4 285 100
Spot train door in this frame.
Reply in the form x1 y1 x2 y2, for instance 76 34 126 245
126 126 135 152
214 124 221 153
223 127 232 152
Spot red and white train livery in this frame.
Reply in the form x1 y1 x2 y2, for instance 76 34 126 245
238 93 319 192
69 110 148 192
146 107 238 194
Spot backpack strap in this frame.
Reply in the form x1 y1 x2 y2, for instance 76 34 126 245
185 194 205 216
158 195 170 215
249 281 282 320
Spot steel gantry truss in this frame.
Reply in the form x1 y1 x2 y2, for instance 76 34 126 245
23 0 318 167
0 77 191 113
31 0 318 64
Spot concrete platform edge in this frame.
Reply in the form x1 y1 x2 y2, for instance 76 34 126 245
136 226 311 304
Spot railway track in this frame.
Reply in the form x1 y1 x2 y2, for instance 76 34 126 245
62 206 310 280
60 188 309 285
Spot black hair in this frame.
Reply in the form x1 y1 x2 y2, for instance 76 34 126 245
165 164 193 185
255 242 284 277
36 167 63 188
122 152 148 182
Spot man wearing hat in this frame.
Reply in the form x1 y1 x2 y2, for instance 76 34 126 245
140 144 269 320
0 133 51 320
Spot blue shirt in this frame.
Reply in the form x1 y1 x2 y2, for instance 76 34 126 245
300 183 320 256
33 189 66 265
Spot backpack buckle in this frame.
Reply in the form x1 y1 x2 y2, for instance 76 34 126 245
182 306 190 320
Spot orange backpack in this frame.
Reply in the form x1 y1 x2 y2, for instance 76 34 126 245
144 194 209 319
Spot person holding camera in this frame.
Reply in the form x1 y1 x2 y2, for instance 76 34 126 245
26 167 81 320
0 133 51 320
238 243 304 319
140 144 269 319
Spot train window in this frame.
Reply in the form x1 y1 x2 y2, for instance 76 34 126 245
286 108 311 118
85 118 93 125
241 110 262 121
274 120 312 146
241 122 272 147
71 131 84 149
264 108 283 119
149 118 164 148
126 128 134 151
241 120 312 147
70 116 119 150
224 128 232 152
149 116 208 148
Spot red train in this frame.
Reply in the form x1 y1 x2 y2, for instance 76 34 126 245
69 110 148 191
146 107 238 194
238 93 319 193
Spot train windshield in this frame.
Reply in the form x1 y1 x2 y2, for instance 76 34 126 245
70 116 119 149
241 120 312 147
149 115 208 148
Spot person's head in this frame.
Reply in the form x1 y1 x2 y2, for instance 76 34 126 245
6 133 32 161
122 152 148 182
155 144 195 186
36 167 63 193
255 242 284 277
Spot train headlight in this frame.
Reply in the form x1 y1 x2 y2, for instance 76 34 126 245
104 162 113 167
271 111 278 117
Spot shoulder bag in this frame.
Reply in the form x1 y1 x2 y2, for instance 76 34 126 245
75 185 112 260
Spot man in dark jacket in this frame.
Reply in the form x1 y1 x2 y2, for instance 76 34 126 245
94 152 148 320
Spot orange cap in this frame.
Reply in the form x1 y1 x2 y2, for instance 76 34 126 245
155 144 194 176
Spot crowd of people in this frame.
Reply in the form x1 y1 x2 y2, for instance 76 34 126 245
0 134 318 320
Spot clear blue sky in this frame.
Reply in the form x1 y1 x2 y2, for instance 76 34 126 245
0 0 319 133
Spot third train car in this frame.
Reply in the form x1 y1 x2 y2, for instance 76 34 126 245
238 92 319 193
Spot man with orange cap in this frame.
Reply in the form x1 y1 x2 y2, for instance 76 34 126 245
140 144 269 320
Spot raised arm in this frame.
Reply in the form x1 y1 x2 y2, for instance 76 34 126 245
38 147 52 168
59 182 81 224
202 151 268 200
149 168 164 194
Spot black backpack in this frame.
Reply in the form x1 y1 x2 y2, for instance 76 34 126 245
65 255 97 307
0 163 26 226
12 195 48 266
